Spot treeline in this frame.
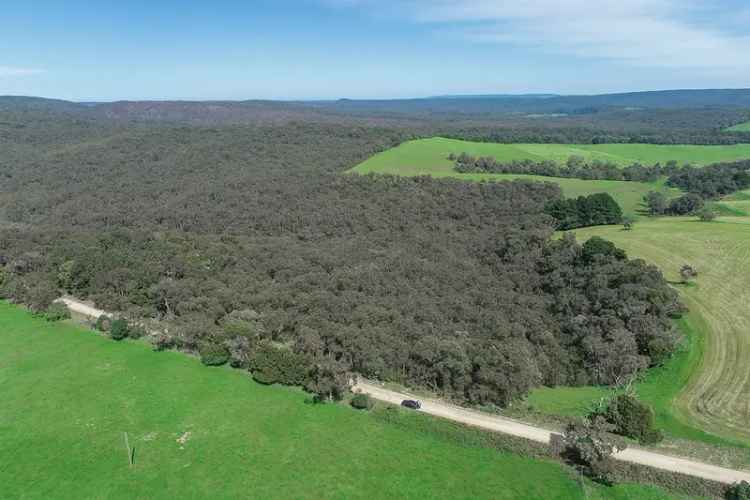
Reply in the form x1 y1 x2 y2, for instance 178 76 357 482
0 121 684 406
454 154 750 201
666 160 750 198
452 153 679 182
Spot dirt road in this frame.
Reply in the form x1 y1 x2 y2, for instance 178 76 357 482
58 297 108 318
57 296 750 485
354 381 750 485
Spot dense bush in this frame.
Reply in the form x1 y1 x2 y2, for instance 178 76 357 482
199 343 230 366
350 393 375 410
545 193 623 230
305 361 349 402
581 236 627 263
667 193 704 215
95 314 112 332
250 344 311 386
598 394 663 445
726 481 750 500
44 302 71 322
0 120 683 406
667 161 750 199
562 416 626 485
127 324 146 339
109 318 129 341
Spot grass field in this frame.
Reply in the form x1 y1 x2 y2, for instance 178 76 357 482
353 138 750 170
559 217 750 445
0 303 693 499
527 313 724 447
725 121 750 132
350 137 750 214
715 189 750 216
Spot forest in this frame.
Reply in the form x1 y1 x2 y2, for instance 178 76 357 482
0 104 687 405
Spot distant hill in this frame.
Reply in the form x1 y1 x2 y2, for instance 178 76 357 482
429 93 560 100
312 89 750 116
1 89 749 130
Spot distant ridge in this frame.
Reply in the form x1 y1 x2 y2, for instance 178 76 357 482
2 88 750 126
430 93 560 100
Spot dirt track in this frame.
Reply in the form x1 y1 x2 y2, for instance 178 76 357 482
354 381 750 485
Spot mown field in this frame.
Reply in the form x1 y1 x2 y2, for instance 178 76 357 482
530 217 750 447
352 137 750 214
716 189 750 216
0 303 694 500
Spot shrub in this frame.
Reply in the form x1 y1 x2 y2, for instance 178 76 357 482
95 314 112 332
44 302 71 322
680 264 698 284
600 394 663 445
252 370 277 385
726 481 750 500
109 318 129 341
249 343 311 386
128 324 146 339
199 343 230 366
152 333 174 351
351 393 374 410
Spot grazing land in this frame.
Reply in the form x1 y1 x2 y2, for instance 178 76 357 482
558 217 750 445
0 303 690 500
350 137 750 214
725 121 750 132
351 137 750 172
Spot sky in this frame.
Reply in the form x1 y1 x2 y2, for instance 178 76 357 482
2 0 750 101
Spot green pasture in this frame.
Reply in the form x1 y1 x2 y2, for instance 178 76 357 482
0 303 692 499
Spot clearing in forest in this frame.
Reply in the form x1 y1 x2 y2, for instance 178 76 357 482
350 138 750 214
725 121 750 132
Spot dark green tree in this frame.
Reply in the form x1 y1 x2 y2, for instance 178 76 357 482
110 318 129 341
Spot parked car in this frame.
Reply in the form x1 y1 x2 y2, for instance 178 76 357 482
401 399 422 410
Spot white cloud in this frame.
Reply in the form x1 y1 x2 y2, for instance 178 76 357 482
330 0 750 70
0 66 44 77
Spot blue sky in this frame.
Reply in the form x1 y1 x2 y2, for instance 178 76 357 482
2 0 749 100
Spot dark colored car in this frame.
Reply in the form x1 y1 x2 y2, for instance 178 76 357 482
401 399 422 410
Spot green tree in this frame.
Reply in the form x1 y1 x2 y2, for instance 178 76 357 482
199 343 230 366
726 481 750 500
622 215 635 230
643 191 667 215
44 302 71 322
110 318 129 341
600 394 663 445
305 361 349 402
350 393 374 410
562 416 626 484
95 314 112 332
699 206 716 222
582 237 627 263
